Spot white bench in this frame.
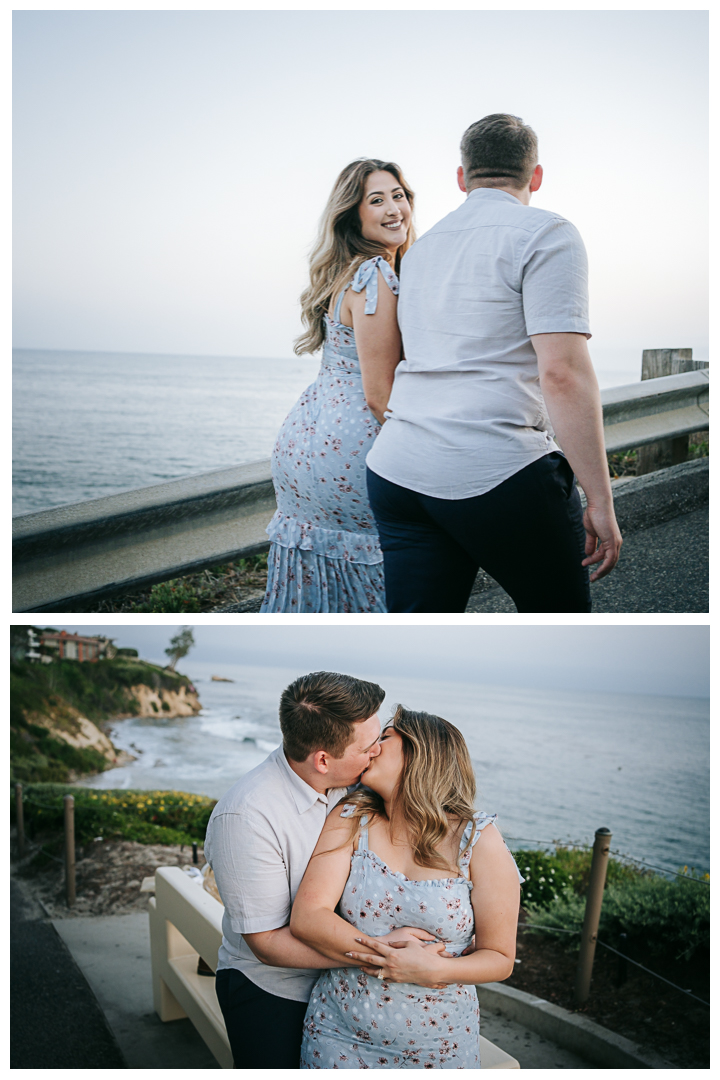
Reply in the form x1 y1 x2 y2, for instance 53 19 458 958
149 866 520 1069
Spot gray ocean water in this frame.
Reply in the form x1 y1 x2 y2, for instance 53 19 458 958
12 349 319 516
76 662 710 875
13 347 640 516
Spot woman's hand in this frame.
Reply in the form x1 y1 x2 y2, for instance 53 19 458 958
346 935 449 989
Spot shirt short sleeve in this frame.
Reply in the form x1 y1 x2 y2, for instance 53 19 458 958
206 808 292 935
521 217 591 339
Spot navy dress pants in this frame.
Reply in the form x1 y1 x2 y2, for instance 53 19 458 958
366 452 592 613
215 968 308 1068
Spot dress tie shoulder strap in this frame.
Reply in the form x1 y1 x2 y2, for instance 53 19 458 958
350 256 400 314
340 803 370 850
458 812 526 883
331 257 400 323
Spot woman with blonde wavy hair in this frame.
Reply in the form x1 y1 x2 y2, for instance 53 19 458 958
260 159 416 613
290 706 523 1069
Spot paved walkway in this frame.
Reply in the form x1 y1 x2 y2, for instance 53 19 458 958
11 879 126 1069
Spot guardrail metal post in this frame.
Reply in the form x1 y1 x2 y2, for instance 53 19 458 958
64 795 76 907
575 827 612 1003
15 784 25 858
636 349 709 474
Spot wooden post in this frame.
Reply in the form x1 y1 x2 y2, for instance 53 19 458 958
64 795 76 907
15 784 25 858
636 349 709 474
575 827 612 1003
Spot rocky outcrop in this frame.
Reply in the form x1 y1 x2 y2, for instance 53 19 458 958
128 683 201 718
27 708 133 767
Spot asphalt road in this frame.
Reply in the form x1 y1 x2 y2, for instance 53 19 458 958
466 505 708 614
11 878 127 1069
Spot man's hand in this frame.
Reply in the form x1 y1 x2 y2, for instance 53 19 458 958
346 935 448 989
582 504 623 581
378 927 438 948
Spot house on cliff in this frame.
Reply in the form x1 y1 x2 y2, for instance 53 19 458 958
40 630 116 662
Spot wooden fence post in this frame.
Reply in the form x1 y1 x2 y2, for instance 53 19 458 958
64 795 76 907
636 349 709 474
15 784 25 858
575 827 612 1003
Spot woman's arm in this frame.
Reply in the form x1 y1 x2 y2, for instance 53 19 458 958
346 272 402 424
290 806 447 983
348 823 520 985
289 806 375 965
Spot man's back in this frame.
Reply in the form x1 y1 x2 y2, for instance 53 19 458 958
366 187 591 500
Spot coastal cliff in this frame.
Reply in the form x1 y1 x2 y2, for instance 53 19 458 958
10 657 201 783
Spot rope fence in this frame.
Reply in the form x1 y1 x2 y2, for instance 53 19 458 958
504 834 709 885
518 922 709 1008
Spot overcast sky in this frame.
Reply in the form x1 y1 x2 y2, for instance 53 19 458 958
34 624 710 700
13 9 708 384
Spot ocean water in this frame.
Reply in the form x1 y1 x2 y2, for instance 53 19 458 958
13 347 642 517
75 662 710 875
12 349 319 516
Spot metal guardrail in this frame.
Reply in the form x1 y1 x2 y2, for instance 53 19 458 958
12 369 709 612
601 368 708 454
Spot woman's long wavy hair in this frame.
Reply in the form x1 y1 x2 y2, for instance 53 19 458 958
294 159 416 356
344 705 478 874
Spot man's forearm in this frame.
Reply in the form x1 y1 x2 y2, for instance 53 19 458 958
244 924 340 970
534 338 612 508
290 906 378 967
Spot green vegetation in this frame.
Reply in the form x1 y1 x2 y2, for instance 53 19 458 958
165 626 195 670
513 846 710 962
10 656 195 784
95 554 269 613
513 845 641 905
12 785 216 847
607 428 708 479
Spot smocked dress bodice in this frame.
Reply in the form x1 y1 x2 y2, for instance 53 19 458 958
260 257 399 613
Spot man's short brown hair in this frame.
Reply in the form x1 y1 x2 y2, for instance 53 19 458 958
460 113 538 191
279 671 385 763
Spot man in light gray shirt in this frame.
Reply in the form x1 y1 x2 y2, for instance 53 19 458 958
366 113 622 613
204 671 443 1069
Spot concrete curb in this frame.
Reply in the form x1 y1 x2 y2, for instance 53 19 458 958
595 457 708 535
476 982 675 1069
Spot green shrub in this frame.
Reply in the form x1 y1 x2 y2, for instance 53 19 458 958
12 785 216 846
513 846 642 898
524 872 709 961
514 849 574 907
132 580 205 613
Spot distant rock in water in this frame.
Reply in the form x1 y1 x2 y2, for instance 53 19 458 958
211 675 234 682
242 736 256 745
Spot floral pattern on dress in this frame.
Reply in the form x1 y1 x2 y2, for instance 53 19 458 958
260 257 399 613
300 810 504 1069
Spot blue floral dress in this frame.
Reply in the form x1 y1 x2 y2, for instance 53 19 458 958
260 257 398 613
300 809 515 1069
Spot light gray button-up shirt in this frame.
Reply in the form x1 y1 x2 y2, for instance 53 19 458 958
203 745 347 1002
366 187 592 499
